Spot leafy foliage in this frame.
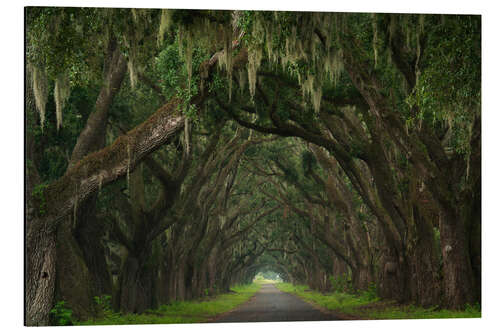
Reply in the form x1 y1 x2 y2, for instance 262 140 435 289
49 301 73 326
329 274 354 294
78 284 260 325
94 295 113 315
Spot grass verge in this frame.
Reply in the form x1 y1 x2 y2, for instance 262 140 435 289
275 283 480 320
77 283 261 325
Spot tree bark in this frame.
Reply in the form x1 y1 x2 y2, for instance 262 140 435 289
25 217 57 326
25 70 56 326
115 252 156 313
440 210 476 309
54 220 96 321
73 199 113 296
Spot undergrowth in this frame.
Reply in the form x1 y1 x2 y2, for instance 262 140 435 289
276 283 377 312
77 283 260 325
363 303 481 319
275 283 481 320
49 301 73 326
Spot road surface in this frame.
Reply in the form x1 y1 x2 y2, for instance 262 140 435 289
212 283 339 323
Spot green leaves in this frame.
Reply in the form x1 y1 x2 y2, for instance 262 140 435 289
156 43 183 94
94 295 113 315
301 150 317 173
406 15 480 155
49 301 73 326
27 8 99 81
32 183 49 216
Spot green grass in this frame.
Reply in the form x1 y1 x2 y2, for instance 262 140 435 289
276 283 377 312
360 304 481 319
275 283 481 320
77 283 260 326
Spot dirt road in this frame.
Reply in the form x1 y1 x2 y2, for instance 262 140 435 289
212 284 339 323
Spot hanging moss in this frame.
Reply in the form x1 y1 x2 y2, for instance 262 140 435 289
418 14 425 34
98 173 103 194
121 8 158 91
185 32 194 92
126 142 131 190
171 11 351 113
29 64 49 131
54 73 70 130
131 8 139 23
325 48 343 87
371 13 378 68
225 30 233 101
127 59 138 89
250 12 347 112
238 69 247 95
158 9 173 46
217 26 235 100
403 15 411 49
184 118 191 155
247 46 263 100
73 183 78 226
174 12 234 96
265 25 274 64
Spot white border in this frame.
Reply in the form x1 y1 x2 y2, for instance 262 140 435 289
3 1 499 332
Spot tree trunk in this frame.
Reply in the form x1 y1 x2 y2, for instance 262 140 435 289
156 240 170 305
176 263 186 301
115 253 156 313
25 218 57 326
184 262 194 300
469 194 481 304
55 220 96 321
440 210 476 309
333 255 348 277
166 255 176 303
379 250 410 303
74 197 113 296
352 264 374 291
207 246 218 294
409 205 441 307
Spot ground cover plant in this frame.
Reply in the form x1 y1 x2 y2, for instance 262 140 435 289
76 284 260 325
276 283 481 319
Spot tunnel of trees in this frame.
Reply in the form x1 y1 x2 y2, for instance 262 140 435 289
25 8 481 326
